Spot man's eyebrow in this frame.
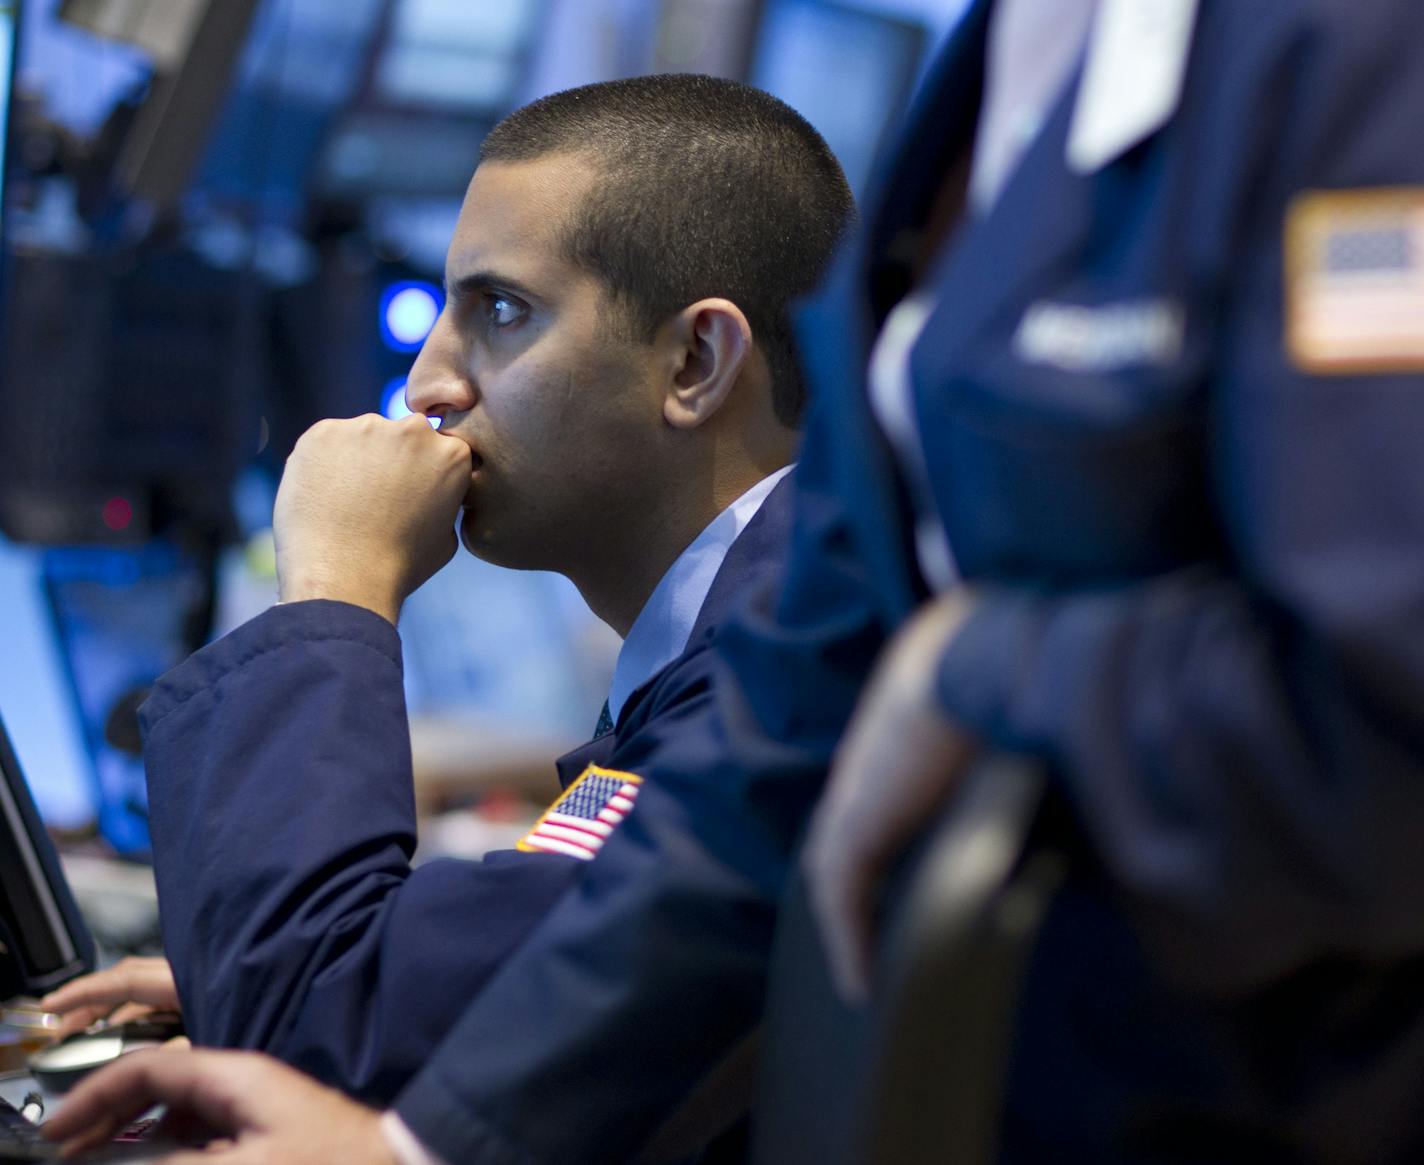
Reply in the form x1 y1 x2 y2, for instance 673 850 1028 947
444 270 539 302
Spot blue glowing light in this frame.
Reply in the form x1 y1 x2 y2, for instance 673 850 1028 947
382 377 414 420
379 280 442 351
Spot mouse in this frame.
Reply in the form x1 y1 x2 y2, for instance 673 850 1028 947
26 1013 185 1093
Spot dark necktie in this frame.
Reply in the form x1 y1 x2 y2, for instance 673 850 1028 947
593 700 614 739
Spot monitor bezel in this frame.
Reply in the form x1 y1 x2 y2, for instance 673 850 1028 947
0 709 96 1001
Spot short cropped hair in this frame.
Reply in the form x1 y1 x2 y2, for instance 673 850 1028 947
481 74 855 427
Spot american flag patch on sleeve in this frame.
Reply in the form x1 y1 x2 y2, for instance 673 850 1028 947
516 765 643 860
1285 187 1424 374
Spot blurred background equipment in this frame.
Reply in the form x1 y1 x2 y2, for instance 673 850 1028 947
61 0 261 213
0 0 967 862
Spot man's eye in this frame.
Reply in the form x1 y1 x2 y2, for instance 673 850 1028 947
486 295 524 328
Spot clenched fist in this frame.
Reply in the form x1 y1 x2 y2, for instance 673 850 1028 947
274 414 473 624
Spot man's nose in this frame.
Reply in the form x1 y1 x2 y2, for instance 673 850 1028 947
404 314 475 421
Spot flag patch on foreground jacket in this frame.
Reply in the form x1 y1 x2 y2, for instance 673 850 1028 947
1285 187 1424 374
517 765 643 860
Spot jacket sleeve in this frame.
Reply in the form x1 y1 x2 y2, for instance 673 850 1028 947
934 2 1424 993
140 599 581 1104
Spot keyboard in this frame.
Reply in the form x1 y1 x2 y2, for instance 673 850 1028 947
0 1096 161 1163
0 1094 51 1161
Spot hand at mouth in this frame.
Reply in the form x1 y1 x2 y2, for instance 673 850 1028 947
443 432 482 472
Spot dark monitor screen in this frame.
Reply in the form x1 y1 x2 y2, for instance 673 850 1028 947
0 709 95 1000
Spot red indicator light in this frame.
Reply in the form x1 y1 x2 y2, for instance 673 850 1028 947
102 496 133 532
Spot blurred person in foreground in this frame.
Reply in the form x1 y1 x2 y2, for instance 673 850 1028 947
49 0 1424 1162
794 0 1424 1159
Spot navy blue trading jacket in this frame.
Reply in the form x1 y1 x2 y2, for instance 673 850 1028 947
371 2 1424 1161
139 475 795 1106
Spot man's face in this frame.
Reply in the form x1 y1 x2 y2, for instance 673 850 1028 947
405 154 669 573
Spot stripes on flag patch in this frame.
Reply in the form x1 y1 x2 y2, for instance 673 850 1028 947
1285 187 1424 374
516 765 643 861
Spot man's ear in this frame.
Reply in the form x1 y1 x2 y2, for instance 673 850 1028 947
661 298 753 431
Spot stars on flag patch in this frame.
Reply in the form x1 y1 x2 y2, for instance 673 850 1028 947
516 765 643 861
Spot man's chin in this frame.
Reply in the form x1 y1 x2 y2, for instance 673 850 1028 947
457 509 489 558
458 509 518 567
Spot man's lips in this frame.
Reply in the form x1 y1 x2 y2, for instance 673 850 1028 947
438 426 482 471
451 438 482 472
462 450 483 509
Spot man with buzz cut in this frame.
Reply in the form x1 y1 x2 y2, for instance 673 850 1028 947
43 71 853 1143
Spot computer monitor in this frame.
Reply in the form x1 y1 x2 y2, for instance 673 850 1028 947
751 0 928 196
0 710 96 1000
0 0 257 549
